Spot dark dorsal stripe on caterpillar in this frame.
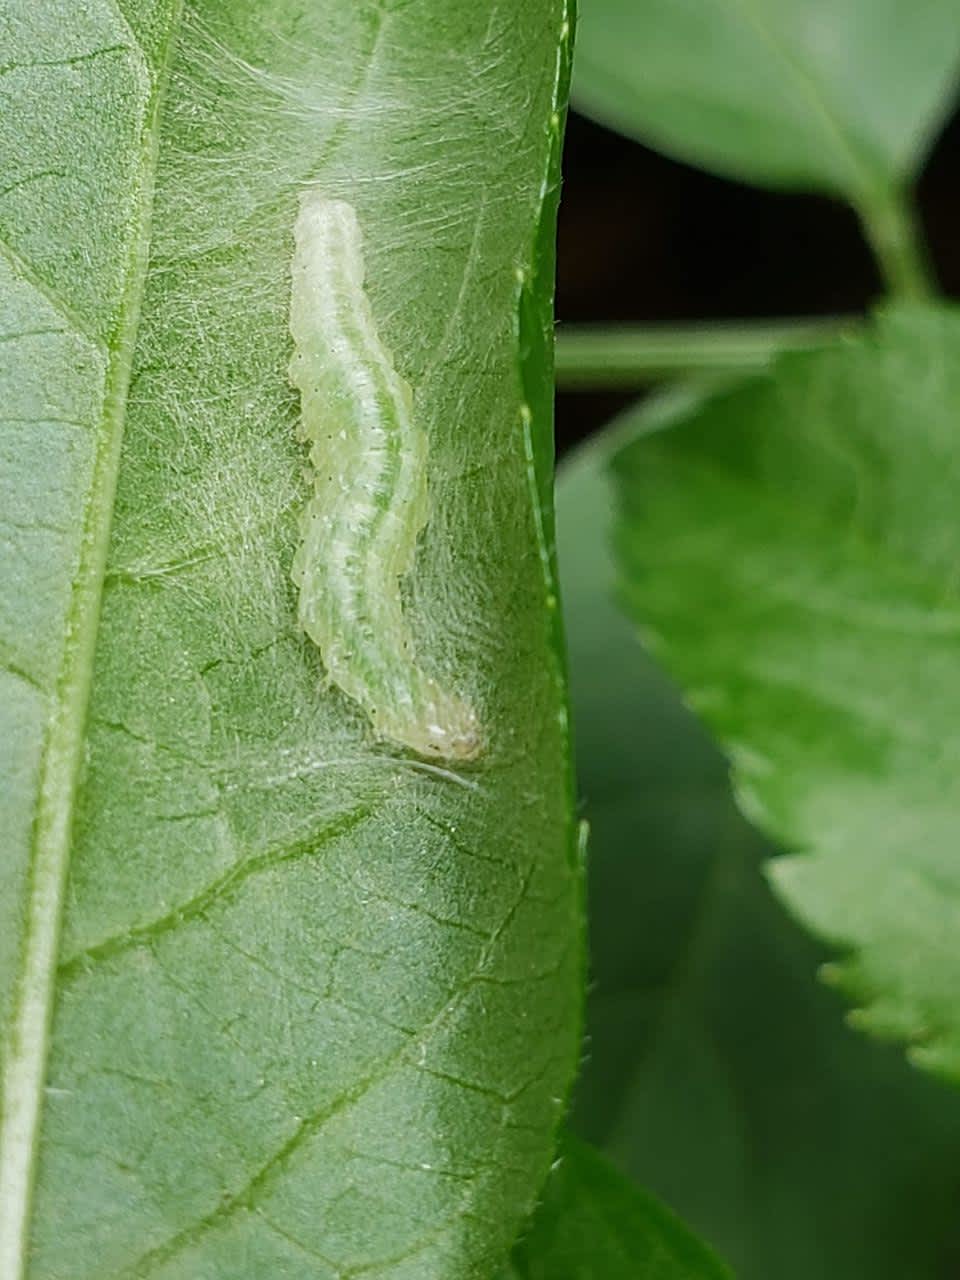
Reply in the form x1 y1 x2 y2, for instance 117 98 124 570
288 191 481 762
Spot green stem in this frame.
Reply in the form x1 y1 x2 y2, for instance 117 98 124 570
856 186 935 300
555 317 852 390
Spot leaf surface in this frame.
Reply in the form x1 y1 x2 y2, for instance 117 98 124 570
0 3 581 1276
558 398 960 1277
573 0 960 199
609 308 960 1080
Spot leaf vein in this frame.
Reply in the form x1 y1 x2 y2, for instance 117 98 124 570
58 804 373 977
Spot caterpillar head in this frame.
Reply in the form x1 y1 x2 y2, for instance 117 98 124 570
377 682 483 764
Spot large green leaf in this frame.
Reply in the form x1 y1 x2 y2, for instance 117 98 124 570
0 3 581 1276
511 1136 733 1279
573 0 960 202
609 308 960 1081
558 401 960 1278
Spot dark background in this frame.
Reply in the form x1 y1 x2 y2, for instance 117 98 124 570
555 107 960 457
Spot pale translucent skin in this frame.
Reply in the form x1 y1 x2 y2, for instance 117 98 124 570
288 192 481 762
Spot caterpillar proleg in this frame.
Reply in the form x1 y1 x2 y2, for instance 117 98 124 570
288 191 482 762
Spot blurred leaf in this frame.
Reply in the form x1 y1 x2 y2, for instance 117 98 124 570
573 0 960 201
610 306 960 1080
556 396 960 1279
511 1135 733 1279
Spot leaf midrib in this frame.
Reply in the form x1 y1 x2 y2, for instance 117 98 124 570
0 8 185 1275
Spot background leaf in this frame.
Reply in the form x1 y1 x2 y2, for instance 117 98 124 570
557 404 960 1279
573 0 960 203
0 3 581 1277
511 1135 733 1279
611 307 960 1081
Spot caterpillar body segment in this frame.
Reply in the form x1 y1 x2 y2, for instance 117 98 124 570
288 193 481 762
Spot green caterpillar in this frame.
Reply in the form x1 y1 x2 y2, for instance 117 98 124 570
288 191 481 761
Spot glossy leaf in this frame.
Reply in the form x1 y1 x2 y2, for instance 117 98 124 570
557 399 960 1278
0 3 580 1276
